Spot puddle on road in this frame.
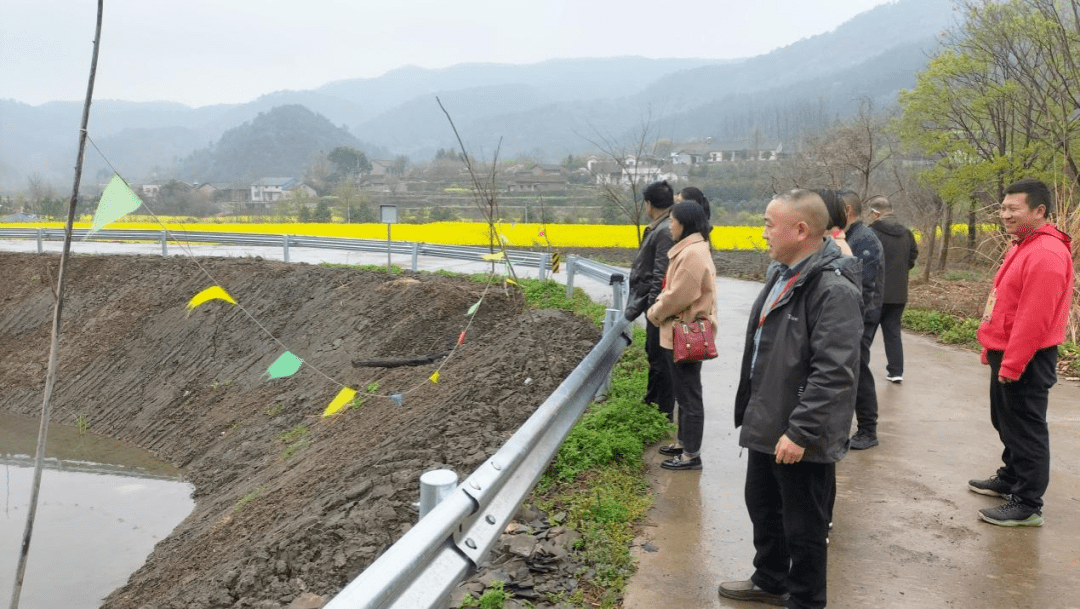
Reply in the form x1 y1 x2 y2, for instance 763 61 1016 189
0 412 194 608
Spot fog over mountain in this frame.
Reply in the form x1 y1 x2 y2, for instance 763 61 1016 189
0 0 954 192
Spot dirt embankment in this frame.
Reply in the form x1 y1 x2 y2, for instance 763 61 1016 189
0 253 600 608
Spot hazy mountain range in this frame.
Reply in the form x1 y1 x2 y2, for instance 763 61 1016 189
0 0 955 192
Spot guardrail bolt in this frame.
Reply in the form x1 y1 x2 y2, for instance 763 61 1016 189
464 538 477 550
485 515 496 525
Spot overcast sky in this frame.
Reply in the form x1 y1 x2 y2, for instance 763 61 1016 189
2 0 895 108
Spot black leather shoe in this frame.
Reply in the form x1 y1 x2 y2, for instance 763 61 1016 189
658 444 683 456
718 579 788 606
661 455 702 470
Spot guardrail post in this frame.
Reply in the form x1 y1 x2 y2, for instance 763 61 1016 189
594 308 621 401
160 232 168 257
411 242 420 271
282 235 290 263
36 228 43 254
610 273 625 312
564 255 576 299
538 253 549 281
418 469 458 520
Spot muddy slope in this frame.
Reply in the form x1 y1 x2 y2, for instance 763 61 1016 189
0 253 600 608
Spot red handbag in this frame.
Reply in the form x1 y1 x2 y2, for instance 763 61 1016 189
672 318 718 363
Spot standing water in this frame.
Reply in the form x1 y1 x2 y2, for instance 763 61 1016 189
0 412 193 608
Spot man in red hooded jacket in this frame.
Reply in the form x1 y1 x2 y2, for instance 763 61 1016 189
968 178 1074 527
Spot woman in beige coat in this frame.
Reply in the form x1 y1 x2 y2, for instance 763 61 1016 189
647 201 718 470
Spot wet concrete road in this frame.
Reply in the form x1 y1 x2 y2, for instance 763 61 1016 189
624 276 1080 609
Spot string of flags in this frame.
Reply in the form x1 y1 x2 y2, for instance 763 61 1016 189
85 170 520 420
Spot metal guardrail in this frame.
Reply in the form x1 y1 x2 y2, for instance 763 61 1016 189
0 228 630 307
0 227 550 276
0 226 635 607
324 317 632 609
564 254 628 312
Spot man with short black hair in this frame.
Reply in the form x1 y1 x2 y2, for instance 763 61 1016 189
625 180 676 420
841 190 885 450
969 178 1073 527
868 196 919 383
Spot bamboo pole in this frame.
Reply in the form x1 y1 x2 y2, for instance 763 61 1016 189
9 2 104 607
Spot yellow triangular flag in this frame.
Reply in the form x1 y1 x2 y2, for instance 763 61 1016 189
505 278 518 286
481 252 505 261
429 371 440 384
322 387 357 417
186 286 237 310
88 174 144 234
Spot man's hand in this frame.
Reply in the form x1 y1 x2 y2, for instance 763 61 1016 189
775 434 805 465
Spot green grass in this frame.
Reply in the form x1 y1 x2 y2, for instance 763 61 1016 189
234 485 266 512
279 424 311 460
319 262 405 274
517 277 606 326
528 326 672 608
459 581 509 609
942 268 992 282
902 308 981 348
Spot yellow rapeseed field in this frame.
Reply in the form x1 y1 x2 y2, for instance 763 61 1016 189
2 220 769 250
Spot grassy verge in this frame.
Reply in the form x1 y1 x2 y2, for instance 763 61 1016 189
902 307 1080 376
458 279 672 609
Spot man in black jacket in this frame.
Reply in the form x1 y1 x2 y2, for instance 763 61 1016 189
841 191 885 450
624 180 675 420
719 189 862 609
868 196 919 383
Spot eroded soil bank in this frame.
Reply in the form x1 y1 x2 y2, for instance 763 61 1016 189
0 253 599 608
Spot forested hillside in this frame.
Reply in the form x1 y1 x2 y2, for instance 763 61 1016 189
175 105 363 183
0 0 954 190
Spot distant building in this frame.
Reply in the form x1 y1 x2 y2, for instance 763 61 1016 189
505 163 567 193
251 178 317 204
707 139 783 162
585 155 676 186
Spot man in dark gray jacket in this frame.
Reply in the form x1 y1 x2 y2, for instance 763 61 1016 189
868 196 918 383
624 180 675 419
719 189 862 609
841 191 885 450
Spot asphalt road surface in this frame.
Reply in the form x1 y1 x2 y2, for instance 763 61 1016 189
623 276 1080 609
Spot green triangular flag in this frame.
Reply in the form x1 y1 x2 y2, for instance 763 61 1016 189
89 175 143 233
265 351 303 379
466 300 482 316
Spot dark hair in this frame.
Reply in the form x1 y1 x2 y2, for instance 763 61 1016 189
838 189 862 216
814 189 847 230
670 200 711 243
678 186 711 220
1004 178 1054 215
643 180 674 209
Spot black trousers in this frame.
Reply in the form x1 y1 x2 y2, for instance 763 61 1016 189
746 450 832 609
662 349 704 455
878 303 905 377
644 322 674 419
987 347 1057 509
853 321 879 435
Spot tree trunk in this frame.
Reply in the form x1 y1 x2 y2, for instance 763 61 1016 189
939 204 953 271
967 197 978 262
921 225 937 282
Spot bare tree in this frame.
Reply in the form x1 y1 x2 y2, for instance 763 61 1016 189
437 97 520 284
578 110 664 245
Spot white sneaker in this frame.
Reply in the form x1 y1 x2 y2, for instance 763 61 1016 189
886 375 903 383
